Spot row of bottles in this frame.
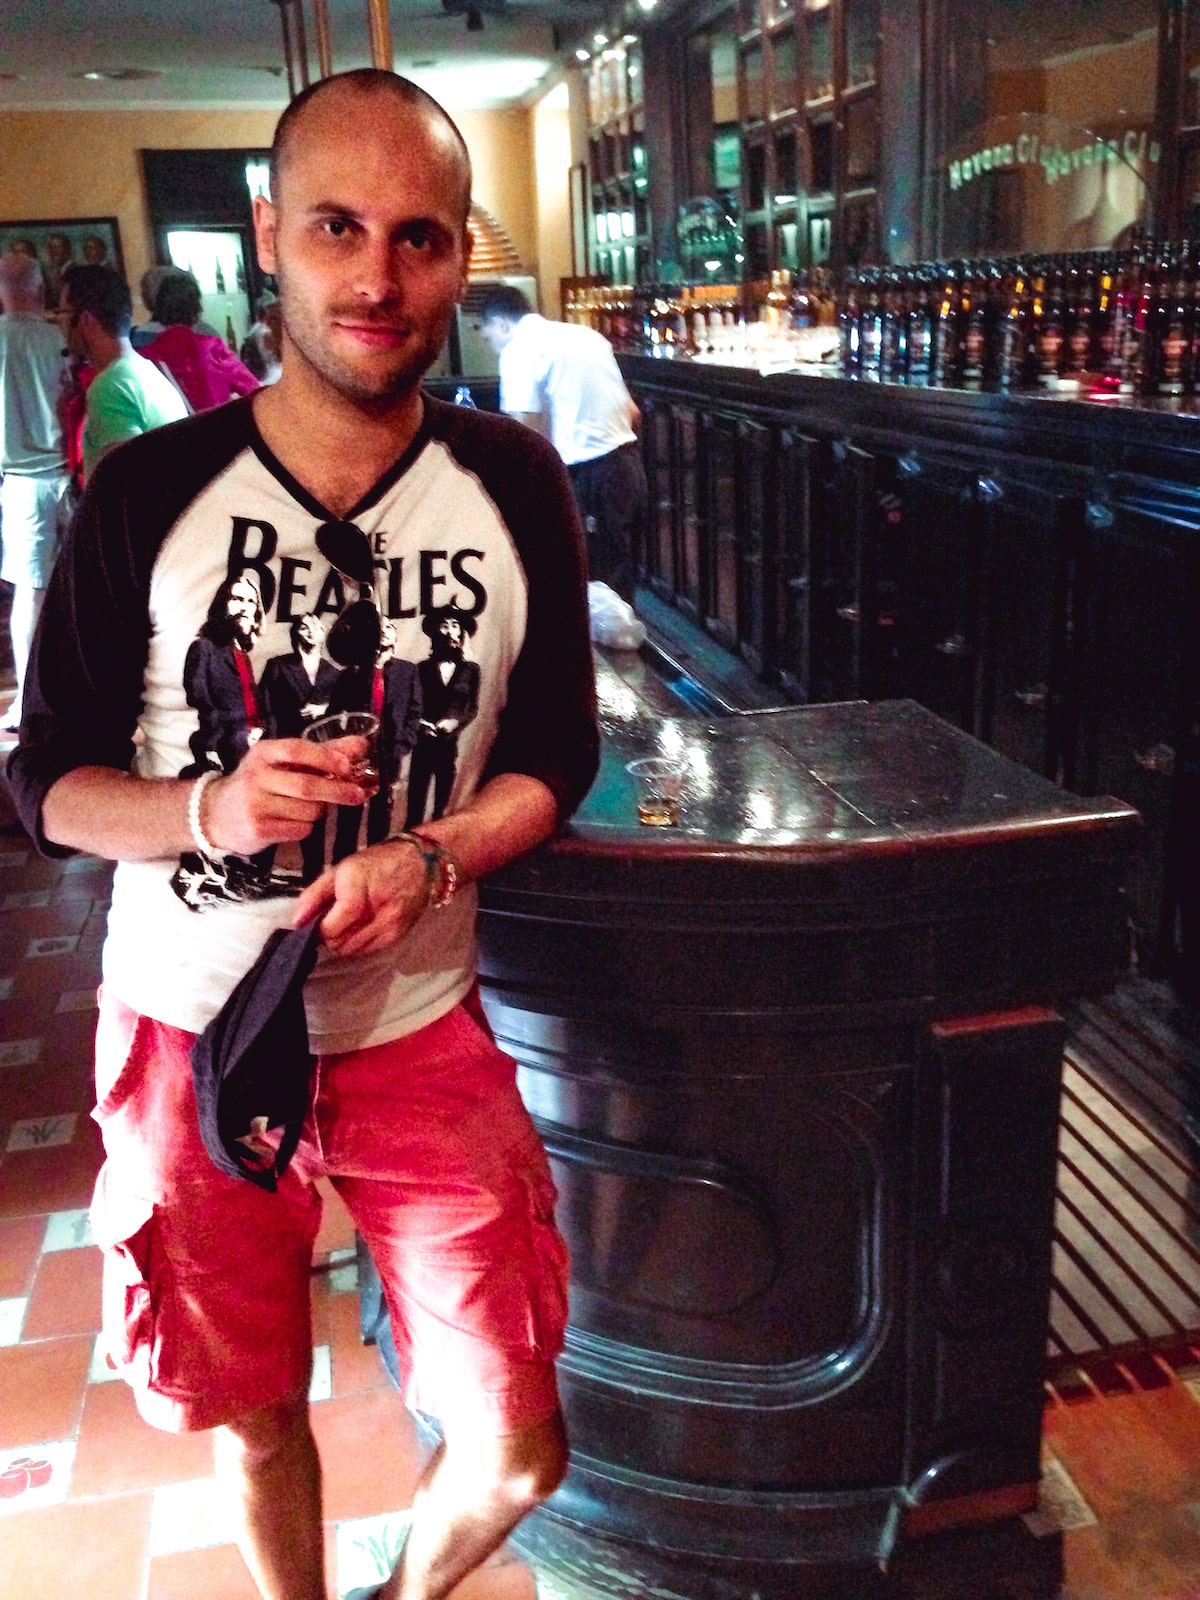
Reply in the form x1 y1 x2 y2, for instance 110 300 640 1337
563 272 837 359
839 239 1200 396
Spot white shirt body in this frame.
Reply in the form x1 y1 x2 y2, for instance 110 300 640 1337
498 314 636 466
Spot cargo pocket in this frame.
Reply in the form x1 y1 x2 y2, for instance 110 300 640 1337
90 1166 160 1381
521 1167 571 1360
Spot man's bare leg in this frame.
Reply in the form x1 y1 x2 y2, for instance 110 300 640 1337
214 1389 326 1600
377 1407 568 1600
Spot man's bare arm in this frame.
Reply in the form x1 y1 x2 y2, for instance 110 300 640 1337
291 771 559 958
41 738 372 862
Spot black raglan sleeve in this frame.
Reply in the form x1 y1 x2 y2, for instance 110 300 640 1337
8 405 253 855
430 402 599 822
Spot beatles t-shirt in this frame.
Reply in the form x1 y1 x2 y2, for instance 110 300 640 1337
11 396 598 1053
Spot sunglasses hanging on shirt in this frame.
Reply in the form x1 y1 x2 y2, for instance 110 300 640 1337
315 520 382 670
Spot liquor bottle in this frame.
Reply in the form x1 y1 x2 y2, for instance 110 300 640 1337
789 271 815 330
1103 246 1138 387
1065 254 1099 376
214 258 227 295
880 269 908 382
225 315 237 352
1036 259 1066 384
839 271 862 375
996 261 1034 389
1155 243 1193 395
959 264 987 386
858 269 884 379
904 267 936 385
932 262 962 387
1124 233 1155 393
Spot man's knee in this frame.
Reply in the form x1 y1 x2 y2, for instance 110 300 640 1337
215 1388 312 1472
495 1407 570 1512
447 1406 569 1514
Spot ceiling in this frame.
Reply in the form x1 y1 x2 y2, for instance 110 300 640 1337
0 0 608 111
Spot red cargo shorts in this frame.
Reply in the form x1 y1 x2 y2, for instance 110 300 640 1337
90 987 569 1435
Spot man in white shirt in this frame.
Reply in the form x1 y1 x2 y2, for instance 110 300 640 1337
481 285 646 600
0 248 70 729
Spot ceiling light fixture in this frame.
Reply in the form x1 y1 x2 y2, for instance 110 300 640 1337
636 0 657 11
77 67 163 81
593 32 608 46
575 47 590 60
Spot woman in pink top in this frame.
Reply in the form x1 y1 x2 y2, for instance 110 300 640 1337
144 271 259 411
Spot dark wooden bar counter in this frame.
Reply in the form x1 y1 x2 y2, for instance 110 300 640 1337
614 354 1200 1004
475 650 1140 1600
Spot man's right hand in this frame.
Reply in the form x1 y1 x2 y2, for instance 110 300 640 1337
202 736 371 856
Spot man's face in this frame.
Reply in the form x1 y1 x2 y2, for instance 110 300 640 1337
58 284 88 361
254 89 472 405
83 236 107 266
479 315 513 357
226 578 260 643
46 236 72 267
296 612 323 650
433 616 465 658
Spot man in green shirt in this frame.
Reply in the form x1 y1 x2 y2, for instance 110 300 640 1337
60 264 188 482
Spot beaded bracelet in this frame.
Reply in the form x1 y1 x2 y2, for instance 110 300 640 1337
188 769 224 858
383 831 461 910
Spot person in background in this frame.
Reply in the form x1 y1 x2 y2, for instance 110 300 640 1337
0 248 70 730
132 265 221 348
239 293 283 385
42 232 73 310
58 263 188 482
144 271 259 411
82 233 110 267
480 284 647 602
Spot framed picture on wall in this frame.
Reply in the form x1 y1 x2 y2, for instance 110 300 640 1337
0 217 125 310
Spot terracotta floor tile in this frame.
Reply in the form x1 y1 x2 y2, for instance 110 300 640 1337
310 1387 426 1523
0 1059 96 1123
314 1176 357 1258
329 1284 392 1398
70 1379 215 1497
0 1119 104 1219
1045 1385 1200 1519
0 1334 92 1448
0 1488 151 1600
147 1542 262 1600
1062 1507 1200 1600
449 1555 539 1600
0 1212 47 1297
22 1244 103 1339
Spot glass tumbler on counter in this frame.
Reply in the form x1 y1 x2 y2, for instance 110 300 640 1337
627 755 685 826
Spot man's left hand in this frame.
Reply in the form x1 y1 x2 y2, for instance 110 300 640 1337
291 837 431 957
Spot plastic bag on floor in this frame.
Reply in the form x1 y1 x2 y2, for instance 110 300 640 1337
588 582 646 650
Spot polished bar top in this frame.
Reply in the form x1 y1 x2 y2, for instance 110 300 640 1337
554 651 1138 862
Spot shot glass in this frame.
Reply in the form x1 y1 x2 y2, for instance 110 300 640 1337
627 755 684 826
304 710 380 797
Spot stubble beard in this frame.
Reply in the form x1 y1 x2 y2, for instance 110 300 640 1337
276 273 450 407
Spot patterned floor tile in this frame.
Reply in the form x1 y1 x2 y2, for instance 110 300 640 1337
0 1439 76 1513
43 1207 95 1252
6 1111 77 1153
0 1295 27 1345
148 1476 227 1556
335 1509 412 1595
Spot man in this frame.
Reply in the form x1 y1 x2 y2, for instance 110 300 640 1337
0 248 69 730
145 269 260 411
261 611 341 882
182 572 267 777
9 68 597 1600
59 262 189 481
328 617 422 859
405 605 480 830
42 230 73 309
480 284 647 601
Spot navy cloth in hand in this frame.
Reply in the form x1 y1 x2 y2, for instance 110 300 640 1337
190 922 322 1191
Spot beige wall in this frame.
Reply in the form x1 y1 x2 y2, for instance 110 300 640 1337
0 105 542 301
534 99 573 317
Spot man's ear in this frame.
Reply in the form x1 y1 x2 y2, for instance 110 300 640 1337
253 193 279 276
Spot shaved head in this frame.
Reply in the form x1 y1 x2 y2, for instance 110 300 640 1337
0 248 46 312
270 70 472 225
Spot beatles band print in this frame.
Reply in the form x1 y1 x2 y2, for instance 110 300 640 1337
170 561 481 912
